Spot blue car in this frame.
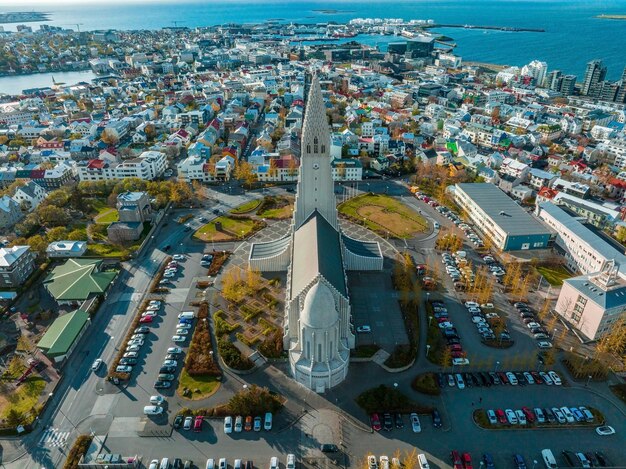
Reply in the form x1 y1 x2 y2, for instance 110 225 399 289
513 454 526 469
482 454 495 469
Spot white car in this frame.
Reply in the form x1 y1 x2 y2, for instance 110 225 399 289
173 254 185 261
167 347 183 355
506 372 518 385
464 301 479 308
595 425 615 436
177 323 192 330
526 322 541 329
523 372 535 384
91 358 103 371
175 328 189 335
116 365 132 373
539 372 553 385
162 359 178 367
368 455 378 469
547 371 562 385
438 321 454 329
471 316 486 324
234 415 243 432
515 409 527 425
126 344 141 352
356 325 371 333
380 456 389 469
146 305 160 312
467 307 482 314
505 409 518 425
486 409 497 425
172 335 186 343
149 300 162 307
150 395 164 406
224 416 233 434
149 460 159 469
480 303 494 309
410 412 421 433
163 272 176 278
560 406 575 423
537 341 553 349
183 416 193 430
485 313 500 319
452 357 469 366
127 338 144 347
142 310 157 318
455 373 465 389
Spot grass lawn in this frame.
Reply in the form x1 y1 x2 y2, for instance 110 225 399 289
339 193 428 238
86 244 127 257
258 205 293 219
536 265 572 286
0 375 46 421
95 209 119 224
177 369 221 400
194 216 259 242
230 199 261 215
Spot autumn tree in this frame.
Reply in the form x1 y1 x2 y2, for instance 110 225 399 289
100 128 119 146
234 160 256 188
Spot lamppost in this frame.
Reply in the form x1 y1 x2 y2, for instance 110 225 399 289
393 382 398 389
429 315 433 327
426 345 431 356
586 375 592 387
552 328 557 340
495 361 500 372
532 461 538 469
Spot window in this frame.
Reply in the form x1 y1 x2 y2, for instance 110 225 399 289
571 310 582 322
317 343 322 362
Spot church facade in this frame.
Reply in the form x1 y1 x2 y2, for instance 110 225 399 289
249 74 383 392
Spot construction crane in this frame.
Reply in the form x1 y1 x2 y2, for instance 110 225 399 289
64 23 83 32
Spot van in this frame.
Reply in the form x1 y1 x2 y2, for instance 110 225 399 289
417 453 430 469
160 458 170 469
286 454 296 469
205 459 215 469
178 311 195 320
143 405 163 415
234 460 242 469
264 412 273 430
541 449 557 469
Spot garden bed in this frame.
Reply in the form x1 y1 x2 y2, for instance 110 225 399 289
411 372 441 396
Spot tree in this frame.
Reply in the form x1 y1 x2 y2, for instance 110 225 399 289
100 128 119 146
46 226 68 243
5 408 26 427
37 205 70 227
234 160 256 188
26 235 47 256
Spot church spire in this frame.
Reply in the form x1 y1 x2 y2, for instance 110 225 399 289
301 73 330 158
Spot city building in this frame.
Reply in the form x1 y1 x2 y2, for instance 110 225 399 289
248 75 382 392
12 181 47 212
0 195 24 231
0 245 35 288
46 241 88 258
453 183 552 251
43 258 117 305
555 262 626 340
37 309 90 363
582 60 607 98
78 151 167 182
117 191 152 223
536 202 626 275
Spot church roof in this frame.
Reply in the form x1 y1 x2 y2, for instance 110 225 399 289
291 210 346 298
301 74 330 150
300 282 339 329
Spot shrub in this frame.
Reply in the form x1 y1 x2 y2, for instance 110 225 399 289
258 328 284 359
214 310 239 336
562 352 608 381
384 344 415 368
207 251 231 276
184 305 221 377
236 332 259 347
63 434 93 469
227 385 283 416
218 336 254 370
411 373 441 396
241 304 262 322
356 385 433 414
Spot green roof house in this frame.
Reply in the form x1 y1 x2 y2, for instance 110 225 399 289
37 309 90 362
43 258 117 305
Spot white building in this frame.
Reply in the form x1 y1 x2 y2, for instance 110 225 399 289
536 202 626 275
46 241 88 258
521 60 548 87
78 151 167 182
248 75 382 392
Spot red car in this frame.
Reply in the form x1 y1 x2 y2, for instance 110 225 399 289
498 372 509 384
370 413 381 431
521 407 535 423
139 315 153 323
449 344 463 352
462 453 473 469
531 371 544 384
437 317 450 323
193 415 203 432
451 451 463 469
451 351 466 359
495 409 507 424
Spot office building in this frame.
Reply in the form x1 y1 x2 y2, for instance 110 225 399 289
582 60 607 97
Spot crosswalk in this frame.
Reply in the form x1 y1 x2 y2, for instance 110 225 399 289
39 427 71 447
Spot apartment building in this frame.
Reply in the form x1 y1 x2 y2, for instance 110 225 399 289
453 183 552 251
537 202 626 275
0 245 35 288
78 151 167 182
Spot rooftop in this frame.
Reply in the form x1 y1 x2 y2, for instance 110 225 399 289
37 309 89 357
456 183 550 237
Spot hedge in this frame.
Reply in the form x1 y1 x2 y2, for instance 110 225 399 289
218 336 254 370
184 303 221 376
63 434 93 469
411 372 441 396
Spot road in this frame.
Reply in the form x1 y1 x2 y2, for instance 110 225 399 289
4 181 626 469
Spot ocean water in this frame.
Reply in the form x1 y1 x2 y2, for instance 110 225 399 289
2 0 626 79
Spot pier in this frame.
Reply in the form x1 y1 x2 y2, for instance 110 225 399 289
425 23 545 33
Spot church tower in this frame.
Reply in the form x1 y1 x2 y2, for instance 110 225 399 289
293 74 338 230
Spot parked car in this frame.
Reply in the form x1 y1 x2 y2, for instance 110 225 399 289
253 416 262 431
264 412 273 430
194 415 203 432
235 415 243 432
370 413 382 431
505 409 518 425
91 359 103 372
410 413 421 433
383 413 393 431
486 410 497 425
595 425 615 436
495 409 507 424
461 453 473 469
431 409 442 428
244 416 253 431
183 416 193 430
223 416 233 434
450 451 463 469
513 454 527 469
